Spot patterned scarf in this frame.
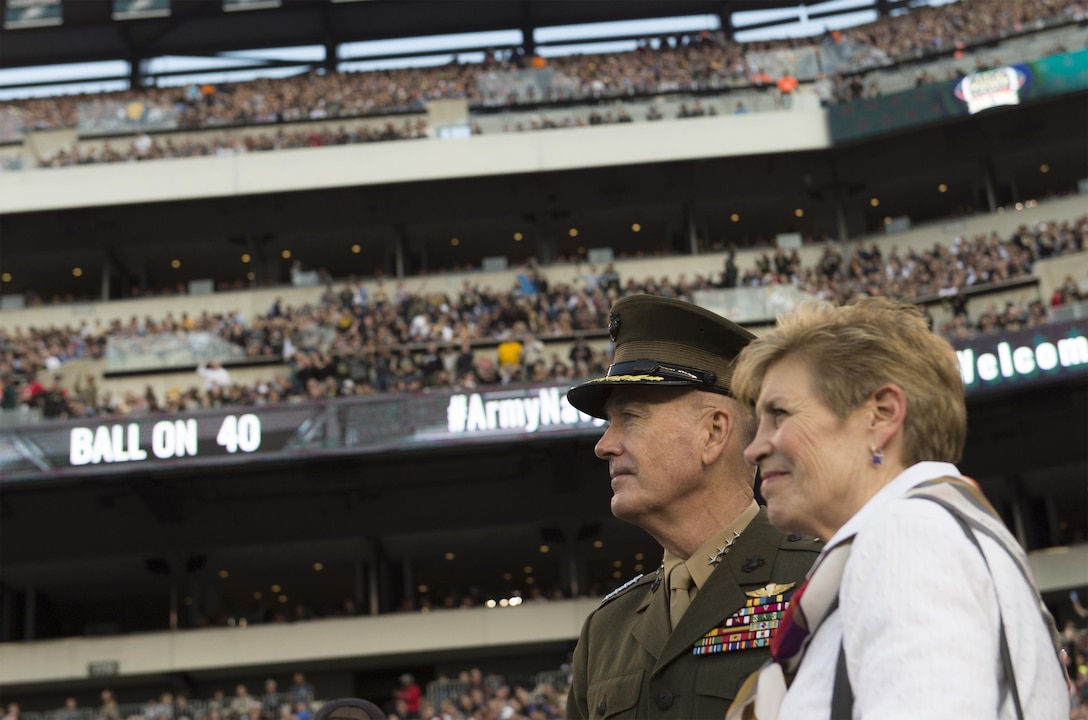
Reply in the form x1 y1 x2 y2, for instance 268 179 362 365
726 538 854 720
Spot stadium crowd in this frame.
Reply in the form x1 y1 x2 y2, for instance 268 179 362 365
36 119 428 167
5 665 574 720
0 0 1081 165
6 618 1088 719
1 213 1084 422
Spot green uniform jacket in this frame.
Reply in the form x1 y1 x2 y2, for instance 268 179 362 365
567 508 821 720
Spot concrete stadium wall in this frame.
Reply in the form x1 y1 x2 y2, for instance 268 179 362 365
0 110 831 215
1 543 1083 686
0 597 599 687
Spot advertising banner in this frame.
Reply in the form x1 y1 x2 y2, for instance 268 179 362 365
829 48 1088 143
112 0 171 20
3 0 61 29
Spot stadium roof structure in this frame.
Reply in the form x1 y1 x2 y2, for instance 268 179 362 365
0 0 899 79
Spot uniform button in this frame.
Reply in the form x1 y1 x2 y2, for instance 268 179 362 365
787 533 802 541
656 690 674 711
596 700 606 717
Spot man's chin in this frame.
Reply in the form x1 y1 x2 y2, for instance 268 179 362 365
610 495 632 522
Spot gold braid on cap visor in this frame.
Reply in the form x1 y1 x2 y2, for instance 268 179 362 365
594 359 718 386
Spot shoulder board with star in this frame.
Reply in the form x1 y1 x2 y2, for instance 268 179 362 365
599 572 655 606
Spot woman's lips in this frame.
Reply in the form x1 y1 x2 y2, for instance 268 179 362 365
760 470 786 484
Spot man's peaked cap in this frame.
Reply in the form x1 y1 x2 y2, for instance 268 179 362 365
567 294 756 419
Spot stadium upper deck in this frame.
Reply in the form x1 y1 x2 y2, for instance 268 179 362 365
1 0 1085 304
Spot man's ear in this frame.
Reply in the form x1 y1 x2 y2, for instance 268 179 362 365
700 401 733 466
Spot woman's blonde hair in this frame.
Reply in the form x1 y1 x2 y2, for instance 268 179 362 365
732 297 966 464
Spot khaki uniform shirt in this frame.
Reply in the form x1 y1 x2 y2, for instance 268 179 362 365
567 508 821 720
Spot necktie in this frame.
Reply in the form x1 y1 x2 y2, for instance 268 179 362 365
668 562 694 630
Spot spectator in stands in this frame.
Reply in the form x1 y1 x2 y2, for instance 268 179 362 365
496 332 523 384
520 332 546 381
288 673 315 709
776 71 799 109
98 690 120 720
173 696 192 720
1052 274 1086 305
229 686 258 720
3 704 18 720
725 297 1068 718
393 674 421 720
564 295 819 719
56 698 79 720
566 338 592 369
40 375 70 419
207 690 227 716
813 72 833 107
198 360 231 391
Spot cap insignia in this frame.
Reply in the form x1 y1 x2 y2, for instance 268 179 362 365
608 311 620 342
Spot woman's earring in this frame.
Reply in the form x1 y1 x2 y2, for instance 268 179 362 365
871 446 884 466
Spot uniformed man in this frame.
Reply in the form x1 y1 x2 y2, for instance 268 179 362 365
565 294 820 719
